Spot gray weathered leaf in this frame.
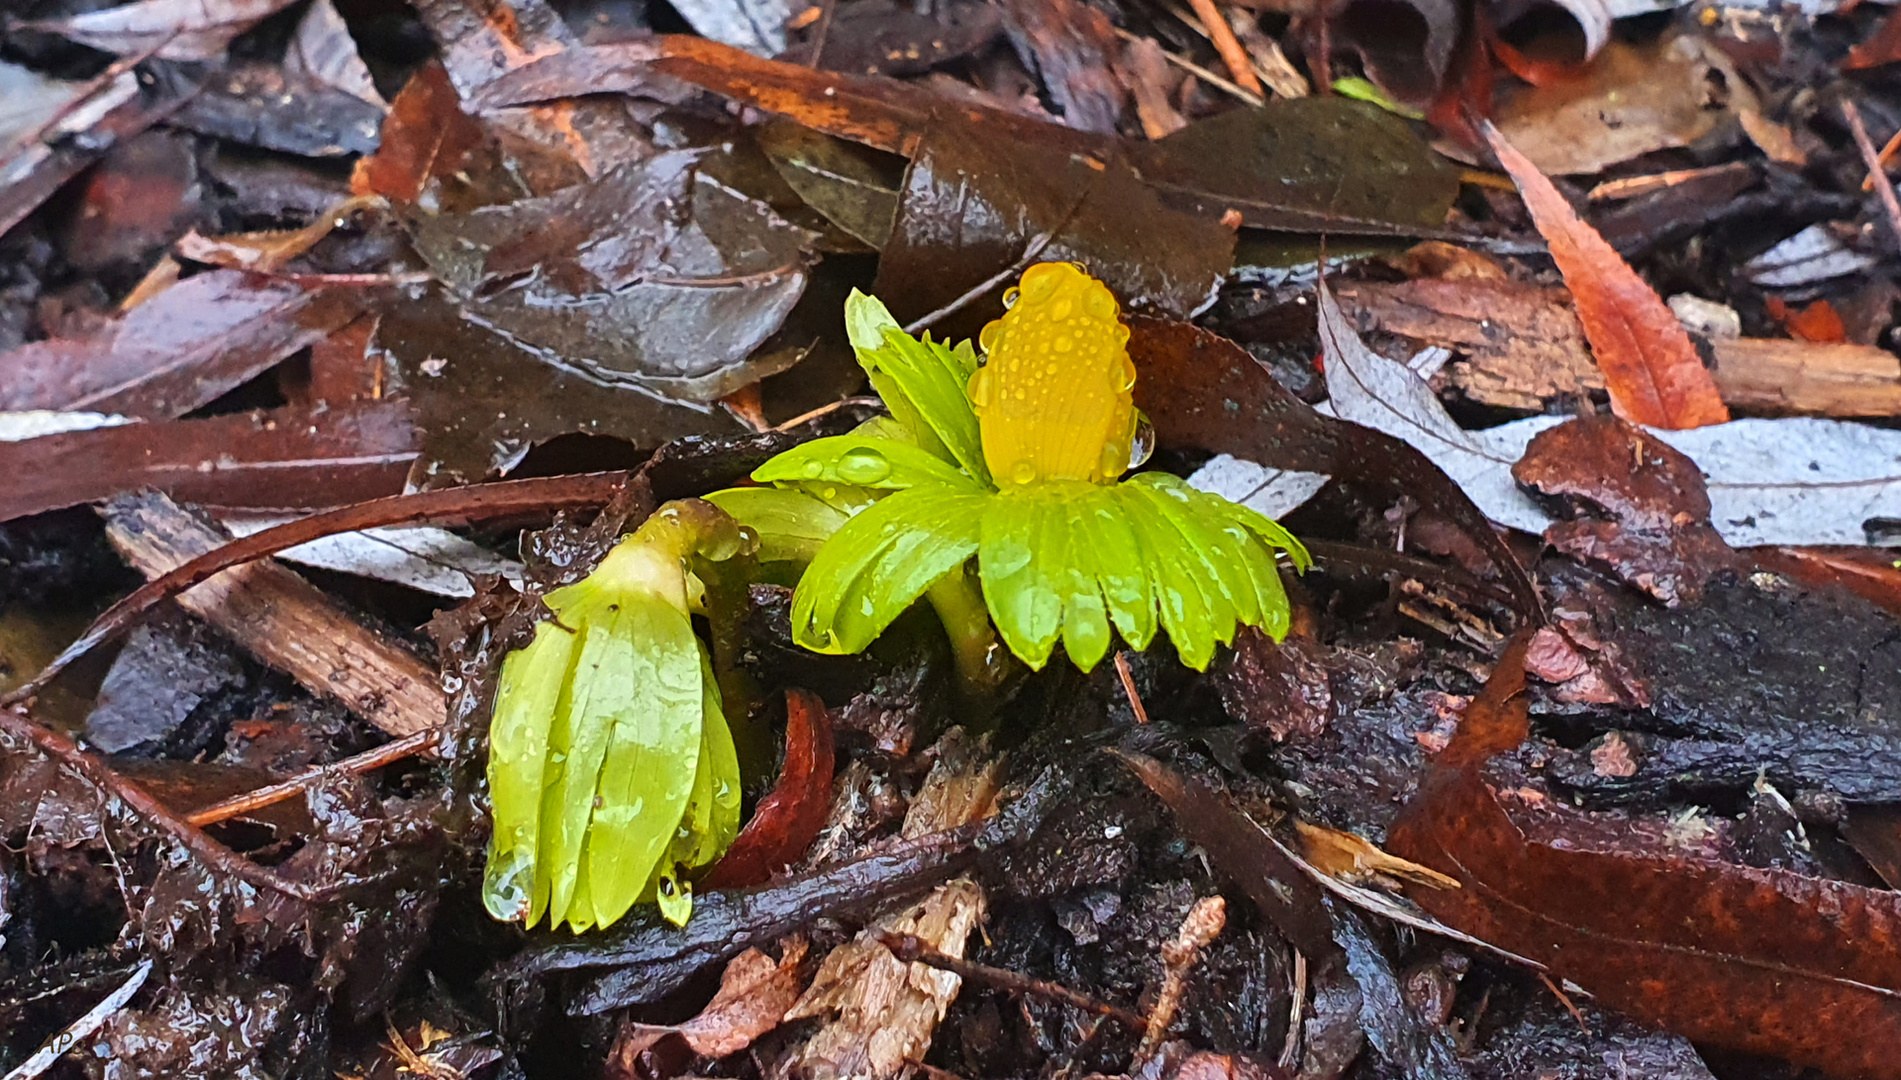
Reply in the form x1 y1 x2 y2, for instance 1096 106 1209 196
23 0 302 61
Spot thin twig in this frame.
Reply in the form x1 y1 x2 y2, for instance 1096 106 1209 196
1113 652 1151 725
878 932 1147 1029
771 395 884 433
1865 124 1901 192
1181 0 1265 97
186 729 441 827
1279 948 1307 1070
1135 896 1226 1062
0 705 328 900
1842 99 1901 251
903 230 1060 336
1110 27 1264 107
3 959 151 1080
803 0 838 68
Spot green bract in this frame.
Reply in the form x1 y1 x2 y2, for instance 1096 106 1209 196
715 265 1309 674
483 500 745 932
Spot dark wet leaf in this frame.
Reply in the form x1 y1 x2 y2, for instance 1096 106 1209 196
756 119 903 250
477 36 1474 242
85 620 248 755
819 0 1003 76
62 129 201 272
350 63 515 211
408 147 817 401
873 127 1234 328
285 0 386 110
170 63 385 157
1512 415 1741 606
375 288 738 486
1327 0 1464 106
1128 98 1461 231
704 687 837 889
21 0 302 61
1114 749 1340 964
1127 316 1541 622
0 270 365 419
0 62 195 241
0 400 416 523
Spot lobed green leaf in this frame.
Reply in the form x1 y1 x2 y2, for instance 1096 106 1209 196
703 486 847 565
844 290 988 485
791 485 986 655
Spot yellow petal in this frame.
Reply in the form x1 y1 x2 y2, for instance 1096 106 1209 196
970 262 1135 486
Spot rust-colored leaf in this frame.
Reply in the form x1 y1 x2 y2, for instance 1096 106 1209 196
1766 296 1848 344
1388 639 1901 1079
611 939 808 1067
703 688 836 889
1482 121 1729 429
350 63 487 205
0 270 365 420
0 400 416 524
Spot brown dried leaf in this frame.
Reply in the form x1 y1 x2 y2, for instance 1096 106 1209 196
1483 121 1729 430
614 940 809 1064
1512 415 1742 605
1390 639 1901 1079
704 688 837 889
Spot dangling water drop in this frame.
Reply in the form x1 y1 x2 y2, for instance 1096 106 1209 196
1012 460 1038 485
979 319 1002 354
837 448 891 484
1128 410 1155 468
1002 286 1021 309
967 367 994 410
1115 355 1136 392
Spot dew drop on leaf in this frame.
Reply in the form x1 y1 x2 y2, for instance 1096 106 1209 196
1128 411 1155 468
836 447 892 484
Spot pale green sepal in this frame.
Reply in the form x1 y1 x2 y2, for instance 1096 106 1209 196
753 435 985 493
704 487 847 566
791 486 985 654
537 601 630 927
844 289 989 485
582 593 705 930
483 619 576 924
1137 474 1259 631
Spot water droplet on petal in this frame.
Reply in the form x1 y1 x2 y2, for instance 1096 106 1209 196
1012 460 1038 485
968 367 993 409
1116 356 1137 392
1128 411 1155 469
979 319 1002 354
1002 286 1021 309
837 447 891 484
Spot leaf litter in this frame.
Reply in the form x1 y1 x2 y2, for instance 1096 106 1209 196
3 0 1901 1077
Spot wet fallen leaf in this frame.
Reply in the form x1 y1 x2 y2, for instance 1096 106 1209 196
285 0 386 109
0 270 365 420
1327 0 1465 107
997 0 1126 134
350 63 513 210
1750 546 1901 618
22 0 303 61
1765 296 1847 344
704 687 837 889
817 0 1002 76
220 515 524 598
1388 640 1901 1077
1513 415 1742 605
1491 37 1740 177
1484 121 1729 430
757 119 903 250
171 62 385 158
409 148 816 401
613 939 809 1065
374 289 735 487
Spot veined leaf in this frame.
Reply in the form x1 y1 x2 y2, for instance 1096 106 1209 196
844 290 989 484
704 486 847 565
753 434 985 493
791 485 986 653
978 489 1065 669
538 600 632 927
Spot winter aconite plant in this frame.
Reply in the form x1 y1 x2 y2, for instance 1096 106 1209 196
713 261 1310 674
483 262 1310 935
483 500 747 932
